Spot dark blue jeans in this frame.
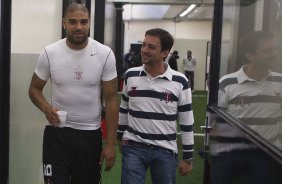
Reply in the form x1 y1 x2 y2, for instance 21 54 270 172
121 141 178 184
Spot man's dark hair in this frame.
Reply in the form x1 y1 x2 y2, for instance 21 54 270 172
64 3 89 18
145 28 174 52
239 31 274 61
238 31 274 63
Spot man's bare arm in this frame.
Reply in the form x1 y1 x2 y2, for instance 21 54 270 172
28 73 59 125
103 77 119 145
99 77 119 171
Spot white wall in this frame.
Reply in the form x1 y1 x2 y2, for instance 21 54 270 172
174 39 209 91
104 2 116 49
124 20 212 90
124 20 212 51
11 0 62 54
10 0 61 183
10 54 50 184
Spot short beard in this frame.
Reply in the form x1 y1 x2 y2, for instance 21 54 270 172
67 34 88 46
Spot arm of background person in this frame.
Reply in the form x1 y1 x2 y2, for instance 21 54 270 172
100 77 119 171
28 73 59 126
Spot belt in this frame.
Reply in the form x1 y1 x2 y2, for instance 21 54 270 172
122 140 174 154
122 140 155 147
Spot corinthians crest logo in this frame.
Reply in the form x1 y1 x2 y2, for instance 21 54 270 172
161 90 173 103
74 65 83 80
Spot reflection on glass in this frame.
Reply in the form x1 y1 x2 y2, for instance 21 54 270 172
208 0 282 183
218 31 282 150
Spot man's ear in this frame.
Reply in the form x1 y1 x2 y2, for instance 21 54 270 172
162 50 170 58
62 18 66 29
245 52 254 61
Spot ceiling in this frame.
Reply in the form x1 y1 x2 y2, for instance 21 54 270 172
107 0 215 22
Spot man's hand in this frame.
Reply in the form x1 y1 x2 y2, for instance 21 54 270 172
44 106 59 127
99 144 116 171
178 160 193 176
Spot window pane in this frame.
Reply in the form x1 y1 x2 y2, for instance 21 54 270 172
216 0 282 152
209 0 282 183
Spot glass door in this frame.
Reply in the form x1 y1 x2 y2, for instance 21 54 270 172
206 0 282 183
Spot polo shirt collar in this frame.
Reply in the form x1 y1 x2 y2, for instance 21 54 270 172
237 65 272 84
139 63 173 81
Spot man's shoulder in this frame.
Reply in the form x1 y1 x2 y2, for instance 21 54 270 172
44 39 66 53
46 39 65 48
219 71 239 81
124 66 143 76
218 70 240 88
271 71 282 77
88 38 113 57
270 71 282 84
126 66 143 72
88 38 111 50
170 69 187 79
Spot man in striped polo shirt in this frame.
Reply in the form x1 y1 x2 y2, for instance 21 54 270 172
209 31 282 184
117 28 194 184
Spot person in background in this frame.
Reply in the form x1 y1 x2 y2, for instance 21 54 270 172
124 49 135 69
131 52 143 67
209 31 282 184
168 50 179 71
28 3 118 184
183 50 196 91
117 28 194 184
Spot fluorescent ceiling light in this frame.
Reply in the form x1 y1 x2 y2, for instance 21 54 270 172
180 4 196 17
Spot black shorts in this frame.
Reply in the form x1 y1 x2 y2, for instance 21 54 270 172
43 126 102 184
